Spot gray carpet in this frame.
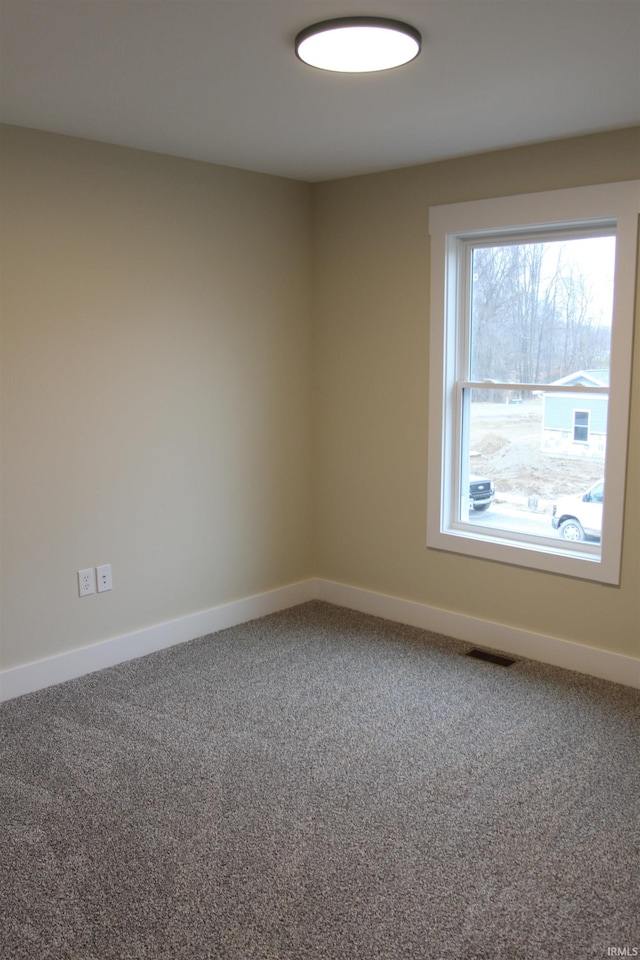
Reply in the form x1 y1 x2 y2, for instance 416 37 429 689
1 600 638 960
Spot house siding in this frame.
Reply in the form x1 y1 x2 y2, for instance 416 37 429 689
542 394 607 458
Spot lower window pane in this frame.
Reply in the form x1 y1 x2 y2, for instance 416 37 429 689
463 389 605 551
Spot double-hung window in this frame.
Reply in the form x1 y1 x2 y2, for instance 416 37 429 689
573 410 590 444
427 182 638 584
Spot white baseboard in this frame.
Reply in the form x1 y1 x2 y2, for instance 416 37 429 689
313 578 640 689
2 577 638 701
0 579 316 702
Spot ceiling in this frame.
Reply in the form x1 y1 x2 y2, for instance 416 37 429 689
1 0 638 182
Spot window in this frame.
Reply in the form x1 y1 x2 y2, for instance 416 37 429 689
573 410 590 444
428 182 638 584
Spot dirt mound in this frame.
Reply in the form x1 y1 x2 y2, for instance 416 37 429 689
474 433 510 455
473 445 602 498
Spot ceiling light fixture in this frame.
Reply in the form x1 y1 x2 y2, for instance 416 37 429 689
295 17 421 73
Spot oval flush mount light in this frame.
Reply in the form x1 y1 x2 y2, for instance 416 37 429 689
295 17 421 73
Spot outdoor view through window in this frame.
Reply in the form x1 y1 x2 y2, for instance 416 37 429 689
462 233 615 555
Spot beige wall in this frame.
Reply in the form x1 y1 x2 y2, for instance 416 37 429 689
1 125 313 670
1 124 638 675
312 128 640 658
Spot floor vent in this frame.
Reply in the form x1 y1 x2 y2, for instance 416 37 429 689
466 649 516 667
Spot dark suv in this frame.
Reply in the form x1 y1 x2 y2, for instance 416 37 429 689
469 473 494 512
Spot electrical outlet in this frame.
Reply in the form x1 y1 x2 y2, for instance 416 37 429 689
78 568 95 597
96 563 112 593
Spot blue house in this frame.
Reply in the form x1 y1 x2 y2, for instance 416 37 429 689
541 370 608 459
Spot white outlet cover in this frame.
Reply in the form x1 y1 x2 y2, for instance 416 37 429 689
96 563 112 592
78 568 95 597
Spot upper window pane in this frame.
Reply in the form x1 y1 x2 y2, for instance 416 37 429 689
470 235 616 384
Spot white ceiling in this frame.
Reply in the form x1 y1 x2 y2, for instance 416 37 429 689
1 0 639 182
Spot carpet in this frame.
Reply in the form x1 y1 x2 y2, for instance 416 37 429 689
1 600 638 959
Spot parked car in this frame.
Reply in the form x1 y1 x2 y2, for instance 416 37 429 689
552 480 603 541
469 473 494 511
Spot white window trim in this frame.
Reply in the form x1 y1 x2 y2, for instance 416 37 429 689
572 409 590 444
427 181 639 585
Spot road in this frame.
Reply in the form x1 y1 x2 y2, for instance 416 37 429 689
467 503 558 539
466 503 601 543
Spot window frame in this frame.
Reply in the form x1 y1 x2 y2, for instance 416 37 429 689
572 409 590 444
427 182 639 585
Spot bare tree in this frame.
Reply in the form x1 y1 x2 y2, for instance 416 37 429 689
470 239 611 392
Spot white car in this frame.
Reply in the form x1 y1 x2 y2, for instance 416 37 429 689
551 480 603 541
